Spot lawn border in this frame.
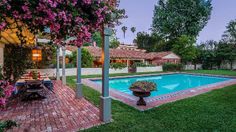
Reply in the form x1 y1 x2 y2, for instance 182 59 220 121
82 72 236 111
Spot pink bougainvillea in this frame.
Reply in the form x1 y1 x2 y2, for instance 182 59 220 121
0 80 14 107
0 0 126 47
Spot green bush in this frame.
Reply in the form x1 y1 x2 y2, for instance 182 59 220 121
110 63 126 70
4 45 33 82
163 63 183 71
131 62 155 68
68 48 93 68
0 120 17 132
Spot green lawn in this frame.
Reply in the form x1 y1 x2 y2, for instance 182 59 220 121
185 70 236 76
66 70 236 131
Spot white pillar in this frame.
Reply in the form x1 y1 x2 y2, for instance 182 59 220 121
0 44 5 67
100 27 112 123
62 46 66 85
56 47 60 80
76 47 83 98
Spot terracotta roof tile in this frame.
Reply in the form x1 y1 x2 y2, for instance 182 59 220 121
84 46 180 60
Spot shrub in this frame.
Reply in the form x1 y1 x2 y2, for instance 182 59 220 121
68 48 94 68
0 120 17 131
131 62 155 68
0 80 14 107
4 45 32 82
129 81 157 92
110 63 126 70
163 63 183 71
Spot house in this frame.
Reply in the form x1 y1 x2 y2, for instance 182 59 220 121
84 46 181 67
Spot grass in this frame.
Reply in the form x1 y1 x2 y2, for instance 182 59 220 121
66 70 236 131
77 71 164 79
185 70 236 76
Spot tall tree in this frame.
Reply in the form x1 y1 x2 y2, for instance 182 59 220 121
135 32 166 52
222 19 236 43
131 27 136 34
152 0 212 40
172 35 197 64
121 26 128 38
198 40 218 69
216 41 236 70
110 30 120 49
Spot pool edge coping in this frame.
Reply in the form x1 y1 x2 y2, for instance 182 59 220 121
82 72 236 111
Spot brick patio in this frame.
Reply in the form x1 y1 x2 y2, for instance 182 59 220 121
0 81 102 132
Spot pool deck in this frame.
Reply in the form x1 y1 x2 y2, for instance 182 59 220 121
82 72 236 111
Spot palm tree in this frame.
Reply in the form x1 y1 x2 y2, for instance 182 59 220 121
131 27 136 35
121 26 128 38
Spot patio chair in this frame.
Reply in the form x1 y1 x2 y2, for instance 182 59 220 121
22 80 47 101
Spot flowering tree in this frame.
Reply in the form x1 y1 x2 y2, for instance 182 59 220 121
0 0 125 47
0 80 14 107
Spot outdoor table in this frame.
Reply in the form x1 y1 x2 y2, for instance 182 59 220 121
15 74 53 94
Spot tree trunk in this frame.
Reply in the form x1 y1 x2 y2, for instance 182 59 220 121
230 61 233 70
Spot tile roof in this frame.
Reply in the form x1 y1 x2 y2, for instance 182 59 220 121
84 46 180 60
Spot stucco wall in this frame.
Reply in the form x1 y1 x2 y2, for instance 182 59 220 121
27 66 164 77
136 66 163 73
27 67 129 77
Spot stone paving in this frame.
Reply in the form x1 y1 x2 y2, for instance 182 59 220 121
0 81 102 132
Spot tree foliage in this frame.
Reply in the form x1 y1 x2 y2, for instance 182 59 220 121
196 40 236 70
152 0 212 40
121 26 128 38
0 0 126 47
3 45 32 81
131 27 136 34
172 35 197 64
135 32 166 52
69 48 94 68
222 19 236 43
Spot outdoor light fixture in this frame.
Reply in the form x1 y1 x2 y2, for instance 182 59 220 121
32 47 42 62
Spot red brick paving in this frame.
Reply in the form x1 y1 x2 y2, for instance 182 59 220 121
0 81 102 132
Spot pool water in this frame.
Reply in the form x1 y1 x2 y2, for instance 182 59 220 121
93 74 231 97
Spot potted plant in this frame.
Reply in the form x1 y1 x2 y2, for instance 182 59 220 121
30 71 40 80
129 81 157 106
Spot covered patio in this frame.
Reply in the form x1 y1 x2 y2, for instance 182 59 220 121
0 81 102 131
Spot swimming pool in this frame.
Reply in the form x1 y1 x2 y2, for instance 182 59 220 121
93 73 232 97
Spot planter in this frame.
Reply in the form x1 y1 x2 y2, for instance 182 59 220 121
130 88 151 106
129 81 157 106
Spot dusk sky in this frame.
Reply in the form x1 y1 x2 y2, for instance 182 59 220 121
115 0 236 44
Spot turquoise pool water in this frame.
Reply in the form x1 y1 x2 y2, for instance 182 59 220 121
93 74 231 97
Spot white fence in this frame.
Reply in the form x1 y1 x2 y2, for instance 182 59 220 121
27 66 163 77
221 61 236 70
136 66 163 73
184 64 202 70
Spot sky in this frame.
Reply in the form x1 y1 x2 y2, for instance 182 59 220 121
115 0 236 44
